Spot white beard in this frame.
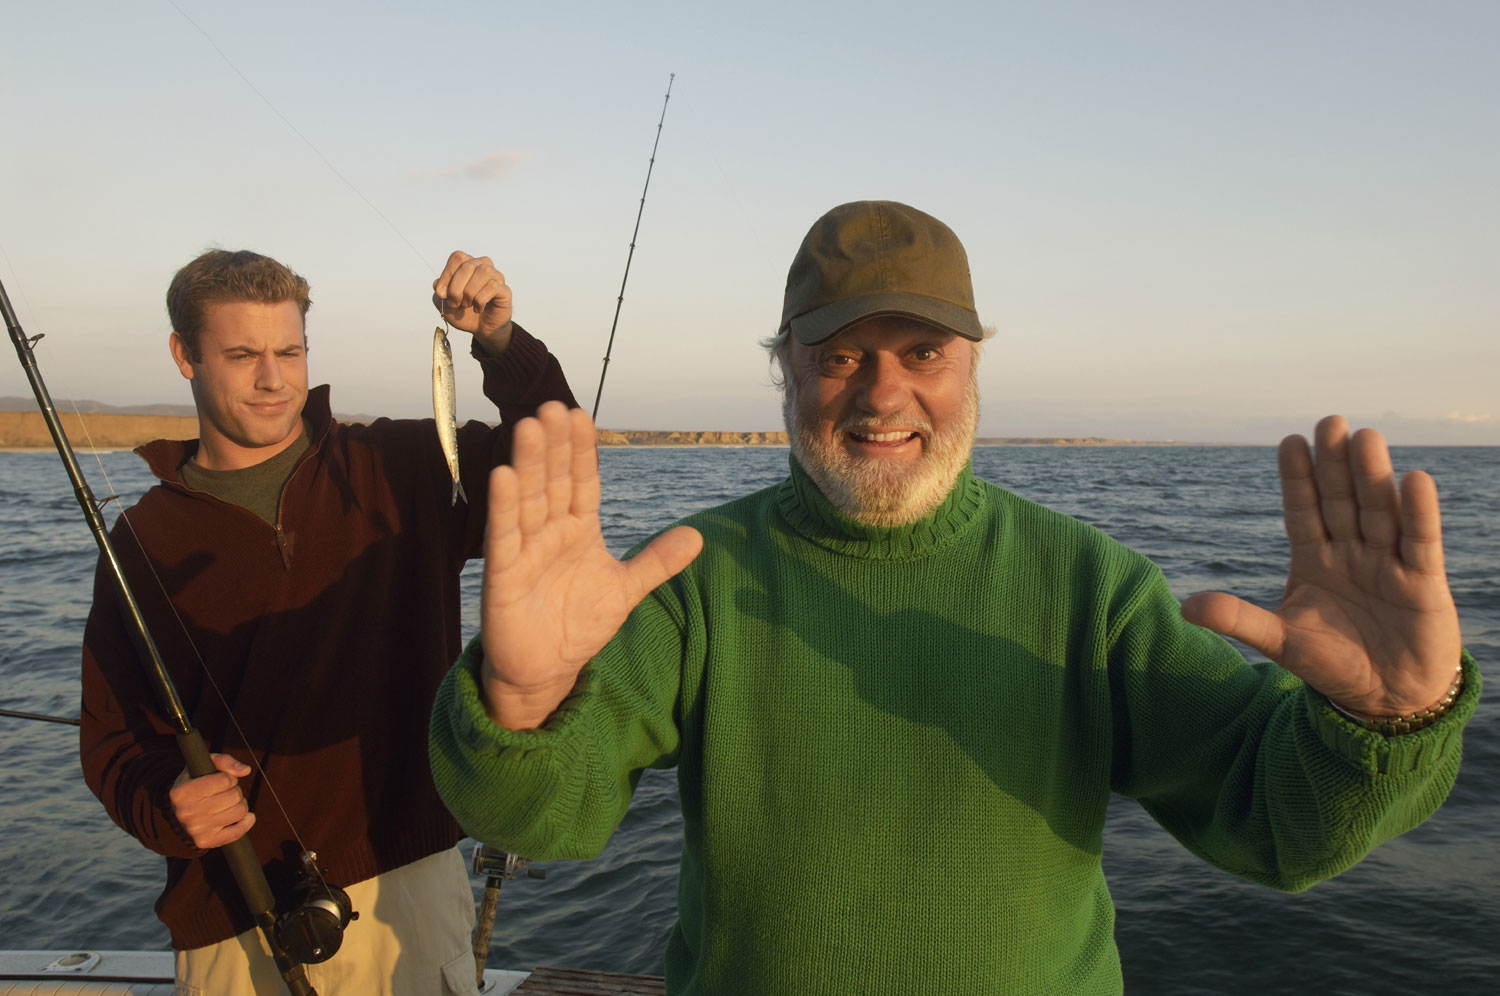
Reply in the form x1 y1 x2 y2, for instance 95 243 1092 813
784 372 979 527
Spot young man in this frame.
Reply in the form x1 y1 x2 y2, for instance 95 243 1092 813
429 201 1478 995
81 248 577 995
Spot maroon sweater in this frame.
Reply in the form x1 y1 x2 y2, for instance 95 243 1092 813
79 326 575 949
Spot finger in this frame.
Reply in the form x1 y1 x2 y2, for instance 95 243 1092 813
485 464 521 569
461 277 499 317
1277 434 1325 547
477 281 514 332
467 274 510 314
447 256 496 311
169 768 237 804
1399 469 1447 576
538 402 574 519
196 810 256 850
1349 427 1400 554
568 407 601 517
173 779 249 843
198 787 249 824
622 525 704 601
209 752 251 777
432 250 475 302
1312 415 1360 542
511 415 549 536
1181 591 1288 662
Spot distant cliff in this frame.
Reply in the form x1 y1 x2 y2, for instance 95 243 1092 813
0 408 1173 451
597 429 790 446
0 411 198 450
974 436 1181 446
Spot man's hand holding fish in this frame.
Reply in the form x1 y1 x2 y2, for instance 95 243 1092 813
432 250 514 354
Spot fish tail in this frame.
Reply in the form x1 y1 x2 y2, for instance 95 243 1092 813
453 477 468 507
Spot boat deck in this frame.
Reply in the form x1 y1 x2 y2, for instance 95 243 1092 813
0 951 665 995
511 965 667 994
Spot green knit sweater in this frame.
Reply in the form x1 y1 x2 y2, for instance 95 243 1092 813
430 460 1478 995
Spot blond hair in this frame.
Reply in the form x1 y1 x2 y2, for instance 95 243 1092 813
166 249 311 360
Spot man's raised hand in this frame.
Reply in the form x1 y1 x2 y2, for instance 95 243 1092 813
479 402 703 730
1182 415 1462 720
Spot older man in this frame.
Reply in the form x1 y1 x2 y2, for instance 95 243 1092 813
429 201 1478 995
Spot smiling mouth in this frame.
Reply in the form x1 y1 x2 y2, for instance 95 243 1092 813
845 429 921 445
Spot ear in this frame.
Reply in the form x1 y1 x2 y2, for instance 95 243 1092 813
169 333 196 381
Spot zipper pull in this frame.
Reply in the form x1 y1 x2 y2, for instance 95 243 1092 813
274 522 294 568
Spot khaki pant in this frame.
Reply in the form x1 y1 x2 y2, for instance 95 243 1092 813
174 847 480 996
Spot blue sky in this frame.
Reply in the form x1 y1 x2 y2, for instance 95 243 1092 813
1 1 1495 443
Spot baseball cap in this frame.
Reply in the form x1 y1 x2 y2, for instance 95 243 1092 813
779 200 984 345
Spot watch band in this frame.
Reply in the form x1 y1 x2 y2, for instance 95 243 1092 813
1327 664 1465 736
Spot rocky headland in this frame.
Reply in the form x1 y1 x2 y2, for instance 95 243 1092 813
596 429 789 446
0 403 1174 450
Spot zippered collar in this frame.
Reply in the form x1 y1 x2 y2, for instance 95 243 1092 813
135 384 335 484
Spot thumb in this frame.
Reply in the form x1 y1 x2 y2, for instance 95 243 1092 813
210 752 252 778
622 526 703 602
1181 591 1287 663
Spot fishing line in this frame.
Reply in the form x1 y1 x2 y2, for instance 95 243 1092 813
87 0 470 865
2 280 322 995
62 1 488 867
0 248 317 865
72 413 319 866
0 258 317 856
8 6 483 981
165 0 435 276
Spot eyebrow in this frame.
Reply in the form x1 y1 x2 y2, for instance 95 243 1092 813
219 343 304 357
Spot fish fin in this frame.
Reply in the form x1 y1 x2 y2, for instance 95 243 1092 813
453 477 468 506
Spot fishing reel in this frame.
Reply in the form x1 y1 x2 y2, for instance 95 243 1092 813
273 850 358 964
472 844 546 883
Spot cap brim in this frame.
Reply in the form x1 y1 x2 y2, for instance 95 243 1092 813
785 291 984 345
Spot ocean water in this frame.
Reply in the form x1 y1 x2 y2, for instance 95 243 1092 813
0 444 1495 994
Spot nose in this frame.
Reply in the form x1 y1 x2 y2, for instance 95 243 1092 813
254 351 286 391
854 352 913 416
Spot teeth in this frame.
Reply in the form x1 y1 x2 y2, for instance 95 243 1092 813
851 431 913 442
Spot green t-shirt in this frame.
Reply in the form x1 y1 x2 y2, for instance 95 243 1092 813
179 423 310 524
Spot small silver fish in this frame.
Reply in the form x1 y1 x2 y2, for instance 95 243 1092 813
433 326 467 505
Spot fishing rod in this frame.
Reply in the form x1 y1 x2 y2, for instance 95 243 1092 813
1 274 319 996
0 707 79 726
592 72 676 420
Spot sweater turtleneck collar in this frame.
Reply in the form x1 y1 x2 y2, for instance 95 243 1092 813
775 454 987 559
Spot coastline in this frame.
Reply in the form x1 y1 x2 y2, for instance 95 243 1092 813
0 411 198 451
0 411 1195 450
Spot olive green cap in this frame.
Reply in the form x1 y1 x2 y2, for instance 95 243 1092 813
779 200 984 345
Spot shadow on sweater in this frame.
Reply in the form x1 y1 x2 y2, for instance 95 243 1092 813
686 487 1288 864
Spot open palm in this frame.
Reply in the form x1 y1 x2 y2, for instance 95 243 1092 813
1183 416 1461 718
479 402 702 729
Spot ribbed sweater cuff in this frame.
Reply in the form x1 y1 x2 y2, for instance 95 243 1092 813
433 638 603 858
471 322 552 390
1304 649 1482 776
446 636 592 753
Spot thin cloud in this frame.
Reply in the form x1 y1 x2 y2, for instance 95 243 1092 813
1443 411 1494 424
410 149 533 182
